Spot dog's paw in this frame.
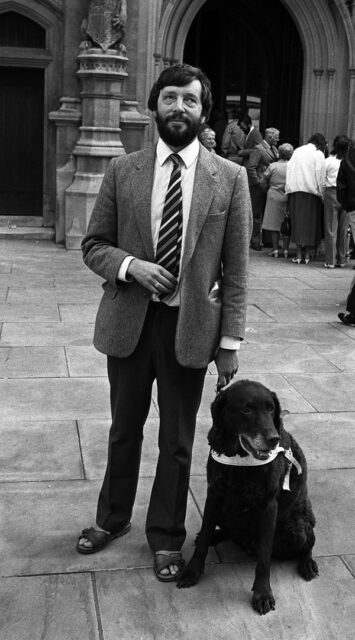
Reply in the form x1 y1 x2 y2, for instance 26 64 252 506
176 559 204 589
252 590 276 615
298 556 319 581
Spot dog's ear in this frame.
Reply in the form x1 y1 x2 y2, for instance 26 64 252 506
208 390 228 451
271 391 283 433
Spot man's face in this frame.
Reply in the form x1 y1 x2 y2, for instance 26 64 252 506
239 121 250 134
155 79 205 149
200 128 216 150
267 131 280 146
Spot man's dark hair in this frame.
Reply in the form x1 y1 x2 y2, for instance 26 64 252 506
237 115 252 127
148 63 212 119
308 132 327 154
331 135 350 160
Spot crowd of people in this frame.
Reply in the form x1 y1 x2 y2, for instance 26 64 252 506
202 111 355 274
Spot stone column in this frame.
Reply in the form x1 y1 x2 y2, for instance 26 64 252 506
313 69 324 133
49 97 82 244
119 100 151 153
64 47 128 249
348 68 355 140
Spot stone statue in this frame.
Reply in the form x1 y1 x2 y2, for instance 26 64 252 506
80 0 127 53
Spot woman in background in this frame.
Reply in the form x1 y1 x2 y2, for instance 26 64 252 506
324 135 350 268
261 143 294 258
286 133 327 264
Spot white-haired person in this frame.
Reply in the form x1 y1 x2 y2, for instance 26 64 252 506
260 142 294 258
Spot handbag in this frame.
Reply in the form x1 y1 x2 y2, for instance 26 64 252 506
280 210 291 236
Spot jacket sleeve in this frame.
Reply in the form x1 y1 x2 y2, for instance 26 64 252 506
81 158 131 288
246 148 261 185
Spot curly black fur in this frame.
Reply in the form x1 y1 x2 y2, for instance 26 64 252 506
177 379 318 615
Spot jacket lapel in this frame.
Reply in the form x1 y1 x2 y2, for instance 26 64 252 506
181 145 217 276
130 147 156 260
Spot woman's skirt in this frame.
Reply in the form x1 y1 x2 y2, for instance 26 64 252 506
288 192 322 246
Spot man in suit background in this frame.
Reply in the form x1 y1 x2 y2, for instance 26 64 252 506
237 114 263 165
77 64 252 581
245 127 280 250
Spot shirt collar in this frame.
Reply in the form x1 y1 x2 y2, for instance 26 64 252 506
157 137 200 169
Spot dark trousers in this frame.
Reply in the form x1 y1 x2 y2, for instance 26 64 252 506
249 184 266 243
96 302 207 552
346 279 355 315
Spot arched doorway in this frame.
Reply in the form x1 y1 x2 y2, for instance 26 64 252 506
0 11 45 216
183 0 303 146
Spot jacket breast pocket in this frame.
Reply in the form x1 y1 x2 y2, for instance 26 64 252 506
205 210 226 224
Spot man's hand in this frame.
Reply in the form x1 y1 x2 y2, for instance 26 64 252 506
127 258 177 295
215 348 239 391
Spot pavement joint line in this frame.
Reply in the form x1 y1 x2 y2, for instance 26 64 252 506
75 419 87 480
91 572 105 640
339 556 355 578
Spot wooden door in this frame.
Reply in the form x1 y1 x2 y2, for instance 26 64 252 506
0 67 44 215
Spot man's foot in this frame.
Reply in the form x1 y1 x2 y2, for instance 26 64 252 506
338 313 355 326
154 551 185 582
76 522 131 554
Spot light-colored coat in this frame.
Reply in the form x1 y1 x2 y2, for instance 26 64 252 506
82 144 252 368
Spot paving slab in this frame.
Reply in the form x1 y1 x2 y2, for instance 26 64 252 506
94 557 355 640
285 372 355 411
313 343 355 371
58 303 98 323
238 343 340 373
0 477 216 578
0 346 68 378
65 345 107 377
0 322 94 347
6 287 57 304
244 322 355 346
0 420 83 481
0 573 99 640
248 276 314 290
0 302 59 322
0 377 111 422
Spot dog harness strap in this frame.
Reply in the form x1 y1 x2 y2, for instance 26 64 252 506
211 446 302 491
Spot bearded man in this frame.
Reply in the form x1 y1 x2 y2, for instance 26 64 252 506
77 63 252 581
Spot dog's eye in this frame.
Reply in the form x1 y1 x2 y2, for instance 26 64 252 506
241 406 251 414
267 405 275 413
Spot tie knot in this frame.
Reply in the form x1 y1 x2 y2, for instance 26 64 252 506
170 153 181 166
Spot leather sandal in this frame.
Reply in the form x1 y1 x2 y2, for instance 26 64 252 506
154 550 185 582
76 523 131 555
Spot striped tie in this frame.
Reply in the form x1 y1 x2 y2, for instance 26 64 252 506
156 153 183 279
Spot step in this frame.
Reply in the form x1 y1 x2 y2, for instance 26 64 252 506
0 216 43 228
0 226 55 241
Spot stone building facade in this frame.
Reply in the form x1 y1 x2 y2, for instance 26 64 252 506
0 0 354 247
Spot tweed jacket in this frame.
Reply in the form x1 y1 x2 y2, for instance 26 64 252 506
246 140 279 186
82 143 252 368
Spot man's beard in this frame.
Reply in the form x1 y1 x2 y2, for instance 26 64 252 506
155 112 202 147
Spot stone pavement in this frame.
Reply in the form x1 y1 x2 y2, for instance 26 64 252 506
0 238 355 640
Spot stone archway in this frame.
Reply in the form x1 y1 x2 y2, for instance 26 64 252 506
155 0 355 142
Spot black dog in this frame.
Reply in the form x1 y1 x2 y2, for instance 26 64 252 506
177 379 318 615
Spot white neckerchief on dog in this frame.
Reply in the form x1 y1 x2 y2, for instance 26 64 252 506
210 446 302 491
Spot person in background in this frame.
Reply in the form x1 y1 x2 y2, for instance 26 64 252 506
198 123 217 152
323 135 350 269
210 109 228 155
237 115 263 166
286 133 327 264
221 110 245 163
337 140 355 270
245 127 280 251
260 142 294 258
77 63 252 582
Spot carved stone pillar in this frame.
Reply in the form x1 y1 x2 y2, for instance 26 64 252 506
119 100 151 153
325 69 336 142
48 97 82 244
348 68 355 139
64 47 128 249
313 69 324 133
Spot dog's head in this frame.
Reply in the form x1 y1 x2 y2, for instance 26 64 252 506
208 379 283 460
